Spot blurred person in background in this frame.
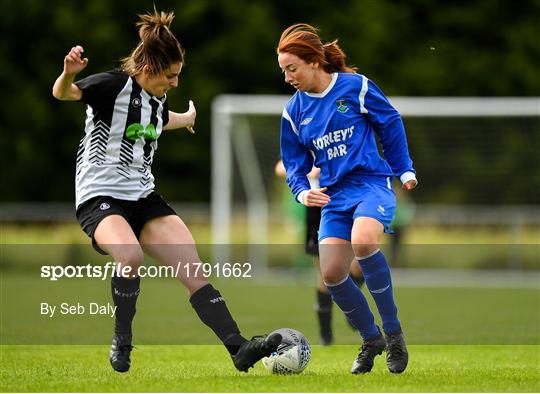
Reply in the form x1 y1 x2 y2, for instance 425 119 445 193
275 159 364 345
277 24 417 374
390 182 416 267
52 8 280 374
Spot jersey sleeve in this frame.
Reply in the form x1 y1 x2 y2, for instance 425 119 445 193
362 77 415 178
75 71 128 109
280 107 313 201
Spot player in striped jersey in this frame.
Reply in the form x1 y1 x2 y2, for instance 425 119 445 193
277 24 417 374
52 8 280 373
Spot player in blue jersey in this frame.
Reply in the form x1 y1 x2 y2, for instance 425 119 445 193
277 24 417 374
275 159 365 345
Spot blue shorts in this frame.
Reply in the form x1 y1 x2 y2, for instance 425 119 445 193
318 177 396 242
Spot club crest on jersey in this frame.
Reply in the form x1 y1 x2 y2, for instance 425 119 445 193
336 99 349 113
131 98 142 108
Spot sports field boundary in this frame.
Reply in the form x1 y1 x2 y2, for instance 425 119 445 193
258 267 540 289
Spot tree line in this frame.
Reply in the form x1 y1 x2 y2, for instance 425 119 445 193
1 0 538 204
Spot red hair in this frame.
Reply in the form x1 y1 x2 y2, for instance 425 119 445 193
277 24 357 73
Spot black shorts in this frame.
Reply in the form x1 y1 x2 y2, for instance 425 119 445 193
76 192 177 255
305 206 321 256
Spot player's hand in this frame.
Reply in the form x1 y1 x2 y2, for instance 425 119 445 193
402 179 418 190
184 100 196 134
63 45 88 76
303 187 330 207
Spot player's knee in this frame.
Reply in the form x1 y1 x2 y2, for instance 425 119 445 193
321 266 346 286
114 246 145 273
351 233 379 257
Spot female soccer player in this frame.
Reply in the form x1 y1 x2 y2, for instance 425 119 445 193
52 9 280 373
277 24 417 374
275 160 364 345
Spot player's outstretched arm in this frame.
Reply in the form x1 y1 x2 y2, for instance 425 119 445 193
52 45 88 101
163 100 196 133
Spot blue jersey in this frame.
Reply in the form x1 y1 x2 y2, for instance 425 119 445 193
280 72 415 201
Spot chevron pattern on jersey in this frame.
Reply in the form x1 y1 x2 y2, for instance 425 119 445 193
88 120 110 165
116 139 135 180
139 141 154 186
75 133 90 176
139 167 152 186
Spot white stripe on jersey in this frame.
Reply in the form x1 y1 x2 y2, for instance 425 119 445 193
282 108 299 135
133 90 153 168
106 77 132 170
359 75 369 114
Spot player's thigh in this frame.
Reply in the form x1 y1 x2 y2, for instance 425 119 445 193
139 215 207 292
351 216 384 257
94 214 144 272
140 214 196 245
318 237 355 285
351 182 395 256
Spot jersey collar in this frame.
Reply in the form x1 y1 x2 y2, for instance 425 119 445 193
305 73 338 98
131 76 167 102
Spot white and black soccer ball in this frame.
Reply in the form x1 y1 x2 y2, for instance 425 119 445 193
262 328 311 374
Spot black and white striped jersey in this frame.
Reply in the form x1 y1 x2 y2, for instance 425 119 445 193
74 70 169 208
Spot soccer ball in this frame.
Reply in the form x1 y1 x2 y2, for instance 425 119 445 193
262 328 311 374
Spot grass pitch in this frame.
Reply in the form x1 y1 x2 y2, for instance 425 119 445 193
1 272 538 345
1 344 538 392
1 264 538 392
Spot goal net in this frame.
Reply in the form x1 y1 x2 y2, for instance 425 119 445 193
211 96 540 269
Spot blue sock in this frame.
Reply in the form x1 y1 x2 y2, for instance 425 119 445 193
358 250 401 334
326 276 380 340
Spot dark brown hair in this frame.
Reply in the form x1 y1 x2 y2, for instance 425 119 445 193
121 8 185 76
277 23 357 73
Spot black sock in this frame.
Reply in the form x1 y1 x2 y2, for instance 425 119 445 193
111 275 140 336
316 290 333 340
190 284 246 355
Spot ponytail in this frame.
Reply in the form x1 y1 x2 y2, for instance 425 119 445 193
277 23 356 73
323 40 357 73
121 8 184 77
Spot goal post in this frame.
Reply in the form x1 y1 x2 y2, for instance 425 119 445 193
211 95 289 245
211 96 540 266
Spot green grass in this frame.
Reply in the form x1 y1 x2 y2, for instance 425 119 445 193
1 251 538 392
1 345 538 392
1 272 539 345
